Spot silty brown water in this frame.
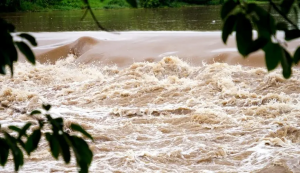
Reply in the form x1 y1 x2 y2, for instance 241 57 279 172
0 31 300 172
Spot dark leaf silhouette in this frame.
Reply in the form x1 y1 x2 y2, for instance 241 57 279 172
293 46 300 64
71 123 94 141
15 41 35 65
43 104 51 111
0 138 9 166
221 0 237 20
236 15 253 56
222 14 237 44
30 110 42 115
18 33 37 46
263 42 282 71
25 130 42 155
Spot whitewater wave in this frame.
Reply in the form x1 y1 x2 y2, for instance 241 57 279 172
2 31 300 172
1 53 300 172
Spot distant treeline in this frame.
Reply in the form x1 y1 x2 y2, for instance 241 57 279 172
0 0 267 11
0 0 62 11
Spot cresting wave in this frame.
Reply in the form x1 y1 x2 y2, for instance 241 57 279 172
27 31 300 68
1 32 300 172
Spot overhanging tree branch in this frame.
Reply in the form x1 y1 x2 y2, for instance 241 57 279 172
268 0 299 29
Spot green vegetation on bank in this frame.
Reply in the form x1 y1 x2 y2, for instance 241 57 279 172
0 0 267 12
1 0 108 12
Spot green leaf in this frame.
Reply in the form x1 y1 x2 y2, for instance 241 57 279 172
0 50 9 75
46 114 53 122
222 14 237 44
18 123 32 139
42 104 51 111
293 46 300 64
15 41 36 65
248 3 276 38
0 18 15 32
126 0 138 7
285 29 300 41
8 126 21 133
30 110 42 115
4 133 24 171
221 0 238 20
236 15 253 56
281 49 293 78
70 136 93 173
281 0 295 14
18 33 37 46
25 129 41 155
45 133 60 159
58 135 71 163
71 124 93 141
51 117 64 132
5 34 18 62
0 138 9 166
38 120 44 128
276 22 288 31
250 37 269 52
2 33 18 75
0 65 5 75
7 23 15 32
263 42 283 71
12 146 24 171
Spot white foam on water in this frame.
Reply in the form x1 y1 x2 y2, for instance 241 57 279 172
1 53 300 172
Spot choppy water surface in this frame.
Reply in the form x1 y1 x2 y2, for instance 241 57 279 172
1 28 300 173
1 31 300 172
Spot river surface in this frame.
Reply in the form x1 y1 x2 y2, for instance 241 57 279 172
2 7 222 31
1 6 296 32
1 6 300 173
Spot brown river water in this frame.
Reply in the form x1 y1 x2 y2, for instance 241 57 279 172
0 31 300 172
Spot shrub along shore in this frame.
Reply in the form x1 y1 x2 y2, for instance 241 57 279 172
0 0 267 12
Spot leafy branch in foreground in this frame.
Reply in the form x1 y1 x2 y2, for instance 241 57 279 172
0 0 107 76
0 105 94 173
0 17 94 172
0 18 36 75
221 0 300 79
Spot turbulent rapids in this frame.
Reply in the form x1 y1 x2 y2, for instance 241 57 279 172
1 32 300 172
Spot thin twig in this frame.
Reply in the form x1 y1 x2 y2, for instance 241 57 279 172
87 6 108 31
80 8 89 21
81 0 108 31
268 0 298 29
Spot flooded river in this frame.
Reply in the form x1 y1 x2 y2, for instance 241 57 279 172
1 6 300 173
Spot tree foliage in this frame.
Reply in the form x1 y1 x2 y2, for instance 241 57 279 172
0 0 216 10
221 0 300 78
0 18 37 75
0 105 93 172
0 0 63 11
0 1 95 172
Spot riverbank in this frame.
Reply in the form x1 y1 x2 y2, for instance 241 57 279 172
1 0 267 12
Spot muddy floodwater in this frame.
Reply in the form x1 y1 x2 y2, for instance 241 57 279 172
0 31 300 172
